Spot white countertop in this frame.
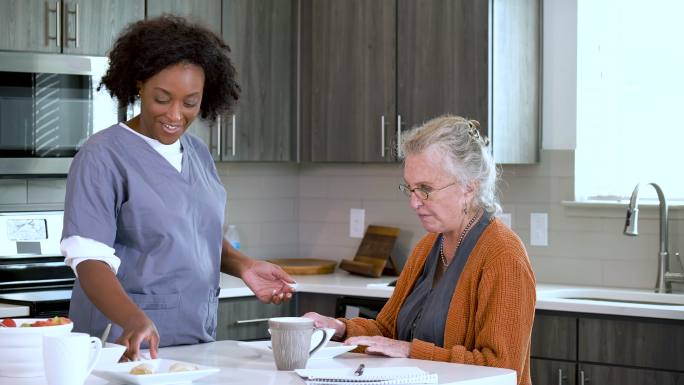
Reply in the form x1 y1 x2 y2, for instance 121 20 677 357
219 271 396 299
0 303 29 318
220 271 684 320
3 271 682 321
2 340 515 385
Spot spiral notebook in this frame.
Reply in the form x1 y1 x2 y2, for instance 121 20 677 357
294 366 438 385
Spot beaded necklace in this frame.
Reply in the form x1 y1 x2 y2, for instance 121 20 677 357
439 209 481 267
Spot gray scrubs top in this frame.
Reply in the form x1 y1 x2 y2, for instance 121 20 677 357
396 212 492 346
63 124 226 347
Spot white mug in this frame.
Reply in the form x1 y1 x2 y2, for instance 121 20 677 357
43 332 102 385
268 317 331 371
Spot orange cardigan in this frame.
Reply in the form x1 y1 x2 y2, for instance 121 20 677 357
341 218 536 385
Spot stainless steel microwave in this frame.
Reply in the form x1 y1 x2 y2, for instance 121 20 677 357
0 51 119 175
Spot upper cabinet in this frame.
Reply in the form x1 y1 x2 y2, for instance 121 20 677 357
300 0 396 163
397 0 489 144
300 0 540 164
146 0 221 35
221 0 298 161
147 0 297 162
491 0 540 163
0 0 144 56
145 1 225 161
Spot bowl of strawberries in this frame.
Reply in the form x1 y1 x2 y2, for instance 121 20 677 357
0 317 73 377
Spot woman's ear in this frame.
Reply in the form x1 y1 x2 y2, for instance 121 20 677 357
464 181 478 200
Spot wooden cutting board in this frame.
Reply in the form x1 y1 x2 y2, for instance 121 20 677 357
267 258 336 275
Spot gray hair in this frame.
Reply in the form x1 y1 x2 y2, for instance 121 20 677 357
400 115 501 215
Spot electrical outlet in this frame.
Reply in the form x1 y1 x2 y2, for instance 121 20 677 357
530 213 548 246
349 208 365 238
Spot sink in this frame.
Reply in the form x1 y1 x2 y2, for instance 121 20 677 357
538 288 684 307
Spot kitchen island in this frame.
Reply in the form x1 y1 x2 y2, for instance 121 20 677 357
3 340 517 385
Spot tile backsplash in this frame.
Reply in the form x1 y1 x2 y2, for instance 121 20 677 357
3 149 681 290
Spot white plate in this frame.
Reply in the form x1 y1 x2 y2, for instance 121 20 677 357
238 340 357 360
92 359 219 385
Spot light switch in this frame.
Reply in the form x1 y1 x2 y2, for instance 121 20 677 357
349 208 365 238
530 213 548 246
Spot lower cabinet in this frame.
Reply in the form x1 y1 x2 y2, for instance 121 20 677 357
532 310 684 385
578 363 684 385
531 358 576 385
216 296 295 341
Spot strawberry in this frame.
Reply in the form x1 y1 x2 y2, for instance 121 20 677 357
1 318 16 327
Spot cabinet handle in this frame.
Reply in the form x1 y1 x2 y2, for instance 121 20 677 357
231 115 236 157
580 370 589 385
380 115 386 158
557 368 567 385
46 1 61 47
235 318 269 325
216 116 222 159
396 114 403 158
65 2 79 48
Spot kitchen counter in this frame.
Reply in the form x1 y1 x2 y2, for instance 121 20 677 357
3 271 682 320
219 271 395 299
2 340 516 385
0 303 29 318
220 271 684 320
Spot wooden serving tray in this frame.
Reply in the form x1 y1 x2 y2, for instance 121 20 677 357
267 258 337 275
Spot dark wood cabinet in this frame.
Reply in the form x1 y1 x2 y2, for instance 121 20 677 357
0 0 143 55
146 0 297 162
532 310 684 385
297 292 339 318
300 0 396 163
531 313 577 361
397 0 489 140
300 0 540 164
146 0 222 35
578 363 684 385
221 0 298 161
531 359 576 385
578 316 684 373
216 296 295 341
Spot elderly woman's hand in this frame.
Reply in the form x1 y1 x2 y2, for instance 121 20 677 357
302 312 346 340
344 335 410 358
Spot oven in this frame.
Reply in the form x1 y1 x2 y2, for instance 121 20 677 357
0 51 119 176
0 210 72 317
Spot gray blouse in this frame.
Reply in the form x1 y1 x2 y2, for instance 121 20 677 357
396 212 492 347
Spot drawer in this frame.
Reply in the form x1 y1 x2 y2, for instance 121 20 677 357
578 317 684 371
531 312 577 361
578 363 684 385
216 296 295 341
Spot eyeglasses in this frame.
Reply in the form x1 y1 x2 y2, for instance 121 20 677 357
398 182 456 201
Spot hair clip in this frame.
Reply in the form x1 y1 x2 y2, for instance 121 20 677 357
466 119 490 146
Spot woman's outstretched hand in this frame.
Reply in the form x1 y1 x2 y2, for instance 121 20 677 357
241 260 296 304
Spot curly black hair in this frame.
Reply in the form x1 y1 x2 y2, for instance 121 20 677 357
100 15 240 121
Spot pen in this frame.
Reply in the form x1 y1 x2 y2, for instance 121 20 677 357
354 363 365 376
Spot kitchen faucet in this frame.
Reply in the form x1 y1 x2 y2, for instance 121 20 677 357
623 182 683 293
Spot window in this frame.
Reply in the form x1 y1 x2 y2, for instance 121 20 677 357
575 0 684 201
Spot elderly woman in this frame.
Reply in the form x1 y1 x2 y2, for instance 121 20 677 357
305 115 536 385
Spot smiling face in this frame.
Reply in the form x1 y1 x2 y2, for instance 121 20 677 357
134 62 205 144
403 148 475 237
